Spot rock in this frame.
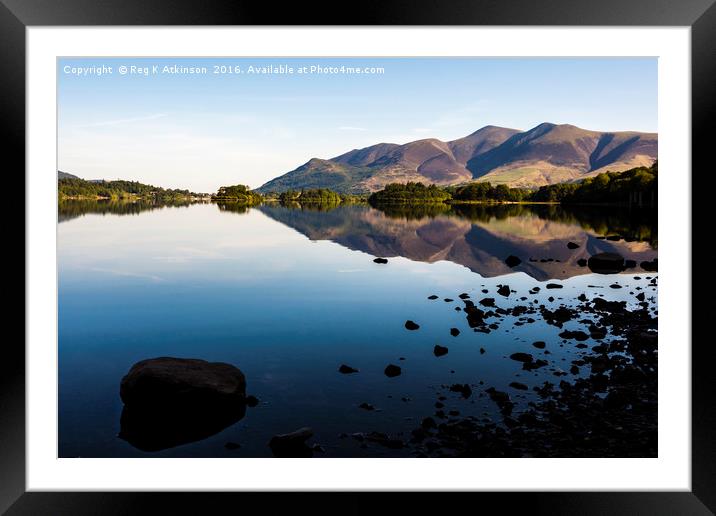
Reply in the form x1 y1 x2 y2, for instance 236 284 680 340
479 298 495 307
359 402 375 411
373 257 388 264
421 416 437 429
546 283 563 289
444 298 454 302
427 295 439 300
509 352 533 363
558 330 589 341
120 357 247 409
246 395 259 407
450 328 460 337
449 383 472 398
577 258 587 267
624 259 637 269
366 431 404 449
610 284 622 289
459 293 470 299
509 382 528 390
224 441 241 450
606 235 622 241
338 364 359 374
479 347 486 354
433 344 449 357
118 357 248 452
384 364 402 377
532 341 546 349
636 292 646 301
505 255 522 268
404 320 420 331
567 242 579 249
497 285 511 297
588 252 625 274
268 427 314 457
523 359 548 371
640 259 658 272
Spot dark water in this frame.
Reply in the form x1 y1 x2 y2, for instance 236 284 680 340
58 200 657 457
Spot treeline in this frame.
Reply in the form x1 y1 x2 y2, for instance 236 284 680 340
367 162 657 206
531 162 657 205
273 188 367 205
446 183 532 202
279 188 343 204
59 177 204 201
368 182 451 204
212 184 263 205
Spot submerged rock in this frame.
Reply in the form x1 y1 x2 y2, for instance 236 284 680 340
373 257 388 264
268 427 314 457
450 328 461 337
532 341 546 349
427 295 439 300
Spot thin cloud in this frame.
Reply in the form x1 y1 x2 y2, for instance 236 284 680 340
75 113 168 128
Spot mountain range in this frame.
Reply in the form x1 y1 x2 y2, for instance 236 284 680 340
257 123 657 194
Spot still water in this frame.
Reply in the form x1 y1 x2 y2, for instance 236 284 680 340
58 201 657 457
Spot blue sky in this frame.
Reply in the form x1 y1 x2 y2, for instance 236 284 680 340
58 57 657 192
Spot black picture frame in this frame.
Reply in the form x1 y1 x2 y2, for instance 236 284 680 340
4 1 711 514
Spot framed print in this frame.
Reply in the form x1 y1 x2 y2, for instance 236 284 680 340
5 0 713 513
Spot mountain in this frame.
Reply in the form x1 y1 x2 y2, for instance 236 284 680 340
58 171 79 180
257 124 657 193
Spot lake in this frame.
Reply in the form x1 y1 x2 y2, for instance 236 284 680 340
58 200 658 457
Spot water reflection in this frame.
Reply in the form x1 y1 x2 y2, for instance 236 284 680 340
58 199 204 223
258 203 657 281
58 199 657 282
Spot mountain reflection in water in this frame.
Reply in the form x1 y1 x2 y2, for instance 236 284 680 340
257 202 657 281
58 199 656 282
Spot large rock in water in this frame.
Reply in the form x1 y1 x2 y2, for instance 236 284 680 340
119 357 247 451
587 252 625 274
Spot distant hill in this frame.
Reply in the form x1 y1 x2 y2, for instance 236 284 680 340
58 171 79 180
257 124 657 193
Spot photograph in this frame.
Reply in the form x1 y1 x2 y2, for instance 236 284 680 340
57 56 658 459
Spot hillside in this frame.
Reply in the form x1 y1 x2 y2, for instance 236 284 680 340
257 123 657 193
58 171 79 180
58 173 206 201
